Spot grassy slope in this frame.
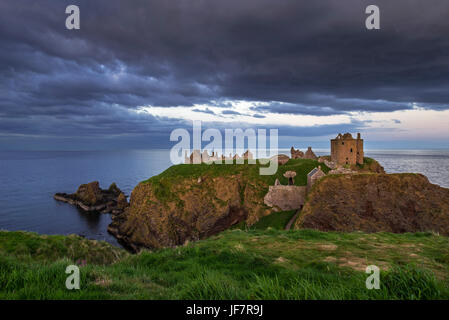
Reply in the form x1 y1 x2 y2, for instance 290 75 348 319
1 229 449 299
232 210 297 230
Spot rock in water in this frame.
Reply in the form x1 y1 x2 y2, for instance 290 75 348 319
74 181 104 206
54 181 129 214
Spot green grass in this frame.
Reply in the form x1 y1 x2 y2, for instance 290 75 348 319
1 229 449 299
233 210 297 230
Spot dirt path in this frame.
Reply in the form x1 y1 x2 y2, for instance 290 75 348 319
285 209 300 230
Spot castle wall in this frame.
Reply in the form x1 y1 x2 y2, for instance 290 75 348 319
263 185 306 211
356 138 364 164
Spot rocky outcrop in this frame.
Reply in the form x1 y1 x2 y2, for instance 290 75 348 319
108 174 271 251
294 173 449 235
356 158 385 173
54 181 129 214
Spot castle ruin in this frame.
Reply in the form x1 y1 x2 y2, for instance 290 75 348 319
331 133 364 165
290 146 317 160
184 149 253 164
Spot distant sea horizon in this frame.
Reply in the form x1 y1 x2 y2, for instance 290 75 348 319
1 148 448 247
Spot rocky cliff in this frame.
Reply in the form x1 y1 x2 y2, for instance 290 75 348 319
106 158 396 251
294 173 449 235
108 158 335 251
108 173 270 251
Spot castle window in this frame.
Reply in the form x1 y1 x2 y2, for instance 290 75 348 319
342 142 344 145
350 148 353 153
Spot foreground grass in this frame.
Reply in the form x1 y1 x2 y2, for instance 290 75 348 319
1 229 449 299
232 210 297 231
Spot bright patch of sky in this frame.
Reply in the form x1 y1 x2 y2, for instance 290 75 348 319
138 101 449 141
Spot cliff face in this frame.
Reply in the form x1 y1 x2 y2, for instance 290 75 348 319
108 174 270 251
294 173 449 235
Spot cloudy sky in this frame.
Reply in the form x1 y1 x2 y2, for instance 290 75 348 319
1 0 449 150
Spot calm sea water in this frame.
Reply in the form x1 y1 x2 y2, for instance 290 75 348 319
0 149 448 246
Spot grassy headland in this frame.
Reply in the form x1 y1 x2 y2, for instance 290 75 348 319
141 158 331 202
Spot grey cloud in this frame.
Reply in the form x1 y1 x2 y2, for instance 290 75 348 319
1 0 449 147
221 110 242 116
192 108 216 115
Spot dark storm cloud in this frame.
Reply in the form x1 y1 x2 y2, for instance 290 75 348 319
1 0 449 145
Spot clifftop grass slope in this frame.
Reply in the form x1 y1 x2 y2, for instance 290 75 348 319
1 229 449 299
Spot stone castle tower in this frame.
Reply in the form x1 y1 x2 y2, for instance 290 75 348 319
331 133 364 165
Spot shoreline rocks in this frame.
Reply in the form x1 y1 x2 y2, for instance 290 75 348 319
54 181 129 215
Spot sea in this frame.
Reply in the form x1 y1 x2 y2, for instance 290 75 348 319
1 149 448 247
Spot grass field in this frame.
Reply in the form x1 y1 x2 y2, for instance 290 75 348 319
1 229 449 300
232 210 297 231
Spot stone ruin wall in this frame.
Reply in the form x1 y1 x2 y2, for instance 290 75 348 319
263 185 306 211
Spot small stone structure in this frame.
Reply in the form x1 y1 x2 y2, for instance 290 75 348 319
283 171 296 185
331 132 364 165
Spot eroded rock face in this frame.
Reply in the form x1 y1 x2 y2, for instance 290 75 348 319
294 174 449 235
108 175 271 251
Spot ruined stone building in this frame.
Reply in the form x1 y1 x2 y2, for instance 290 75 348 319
304 147 317 160
290 146 317 160
290 147 304 159
242 150 254 160
184 150 253 164
307 166 326 191
331 133 364 165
